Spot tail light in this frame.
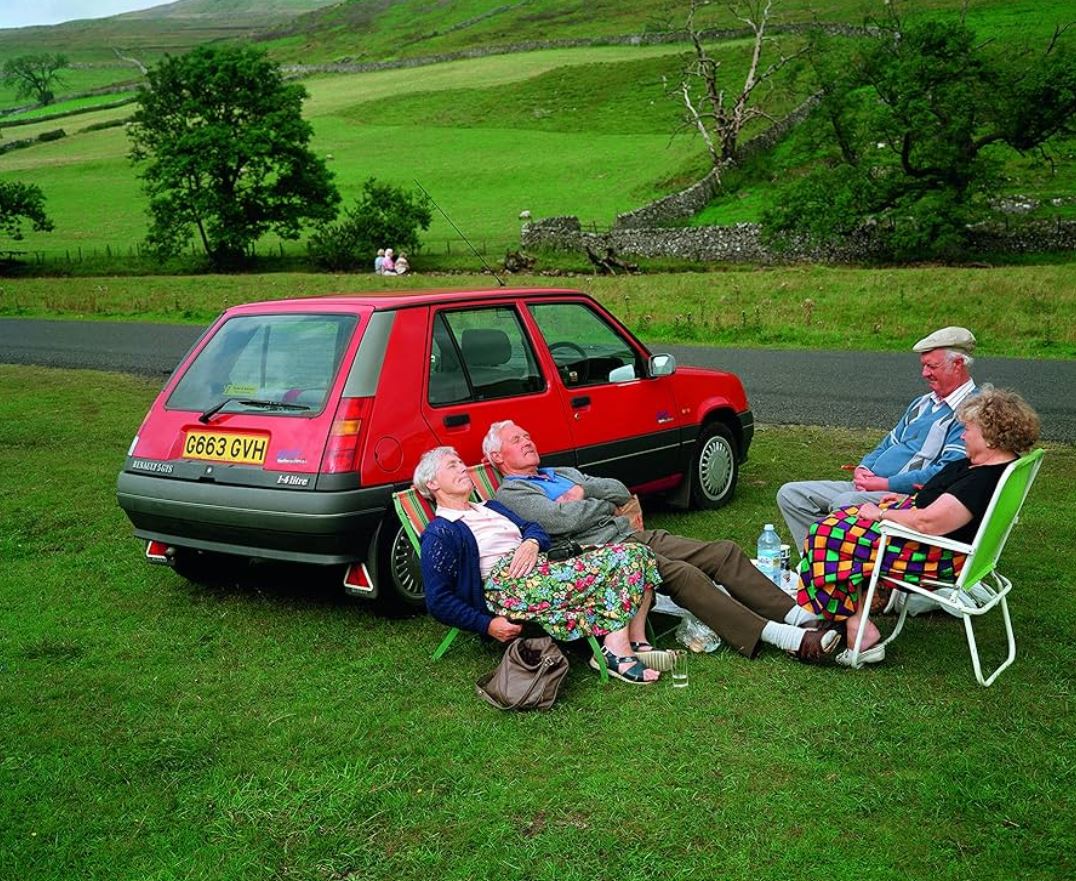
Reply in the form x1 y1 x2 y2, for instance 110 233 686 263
319 397 372 473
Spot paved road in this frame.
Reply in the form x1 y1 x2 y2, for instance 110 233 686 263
2 318 1073 441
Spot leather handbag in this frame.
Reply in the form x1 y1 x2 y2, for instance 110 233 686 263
475 636 569 711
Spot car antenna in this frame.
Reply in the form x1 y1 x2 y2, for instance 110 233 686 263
413 179 506 287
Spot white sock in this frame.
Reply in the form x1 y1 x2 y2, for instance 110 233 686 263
784 606 818 626
761 621 805 653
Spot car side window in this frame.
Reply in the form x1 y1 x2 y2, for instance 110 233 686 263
428 307 544 404
529 302 643 387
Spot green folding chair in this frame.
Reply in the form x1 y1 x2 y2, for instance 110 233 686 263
849 448 1045 686
391 464 611 682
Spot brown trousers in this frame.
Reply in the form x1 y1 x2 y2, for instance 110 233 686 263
630 529 795 658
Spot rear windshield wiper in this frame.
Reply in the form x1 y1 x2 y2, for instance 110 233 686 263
199 397 311 423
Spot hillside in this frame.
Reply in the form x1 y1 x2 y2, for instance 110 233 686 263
0 0 1072 264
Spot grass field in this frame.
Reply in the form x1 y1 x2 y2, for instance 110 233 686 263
1 264 1074 358
1 362 1072 881
1 45 712 258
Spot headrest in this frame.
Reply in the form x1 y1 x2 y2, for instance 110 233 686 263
461 329 511 367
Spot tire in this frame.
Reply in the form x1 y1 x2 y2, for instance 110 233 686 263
373 515 426 616
689 422 739 509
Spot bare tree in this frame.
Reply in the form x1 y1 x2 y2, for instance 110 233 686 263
676 0 803 177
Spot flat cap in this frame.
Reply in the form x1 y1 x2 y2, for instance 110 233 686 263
913 326 976 354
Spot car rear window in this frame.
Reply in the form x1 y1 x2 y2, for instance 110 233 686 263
166 313 358 414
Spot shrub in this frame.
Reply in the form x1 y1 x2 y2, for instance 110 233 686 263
308 178 432 271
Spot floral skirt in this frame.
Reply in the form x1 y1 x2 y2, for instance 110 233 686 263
485 543 661 641
797 503 966 621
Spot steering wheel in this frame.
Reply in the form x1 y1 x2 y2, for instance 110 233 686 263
548 341 587 363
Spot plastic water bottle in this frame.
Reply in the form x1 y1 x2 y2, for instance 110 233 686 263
757 523 782 585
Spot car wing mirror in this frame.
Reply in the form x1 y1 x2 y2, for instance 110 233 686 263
648 353 676 378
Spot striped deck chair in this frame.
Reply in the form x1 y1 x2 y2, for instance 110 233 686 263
392 463 610 681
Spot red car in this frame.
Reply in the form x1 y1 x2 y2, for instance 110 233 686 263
117 287 753 610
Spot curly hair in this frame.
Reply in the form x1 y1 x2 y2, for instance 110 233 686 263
957 387 1040 455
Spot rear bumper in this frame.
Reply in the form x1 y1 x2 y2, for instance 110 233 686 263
116 470 392 565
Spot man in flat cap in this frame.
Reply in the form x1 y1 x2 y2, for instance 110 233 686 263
777 326 978 554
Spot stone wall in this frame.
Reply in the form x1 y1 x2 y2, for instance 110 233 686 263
613 94 820 229
522 218 1076 263
282 23 875 77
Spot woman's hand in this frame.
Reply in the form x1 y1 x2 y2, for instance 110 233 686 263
487 616 523 642
507 538 539 578
879 492 904 507
858 501 883 522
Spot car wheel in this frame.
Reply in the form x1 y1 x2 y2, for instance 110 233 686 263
690 423 739 509
374 517 426 615
171 546 245 584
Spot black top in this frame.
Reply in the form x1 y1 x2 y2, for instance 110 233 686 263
914 457 1012 544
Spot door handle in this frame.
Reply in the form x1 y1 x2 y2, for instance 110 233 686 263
571 396 591 408
443 413 470 427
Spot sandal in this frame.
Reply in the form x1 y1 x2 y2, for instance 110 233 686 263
589 646 658 684
630 641 655 652
633 648 679 672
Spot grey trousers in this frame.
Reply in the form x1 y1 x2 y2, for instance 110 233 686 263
630 529 795 658
776 479 888 555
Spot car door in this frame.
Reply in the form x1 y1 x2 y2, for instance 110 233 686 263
419 303 573 468
524 298 681 488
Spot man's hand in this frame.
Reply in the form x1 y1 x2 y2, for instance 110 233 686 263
555 484 585 503
506 538 539 578
487 616 523 642
853 466 888 492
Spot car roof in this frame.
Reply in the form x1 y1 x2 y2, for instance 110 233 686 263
224 288 591 314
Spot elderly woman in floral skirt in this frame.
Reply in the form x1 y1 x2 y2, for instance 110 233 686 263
415 446 667 684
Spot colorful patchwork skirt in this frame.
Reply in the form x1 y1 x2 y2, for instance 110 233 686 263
797 504 966 621
485 543 661 641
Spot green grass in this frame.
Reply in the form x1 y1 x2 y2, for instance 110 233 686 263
1 46 714 258
0 92 136 124
1 264 1074 358
1 362 1073 880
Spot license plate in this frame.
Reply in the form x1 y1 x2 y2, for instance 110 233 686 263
183 430 268 465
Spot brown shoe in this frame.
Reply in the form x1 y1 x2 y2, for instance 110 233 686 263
796 627 842 663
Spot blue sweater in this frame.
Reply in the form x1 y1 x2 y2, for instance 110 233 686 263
861 387 976 494
420 500 551 636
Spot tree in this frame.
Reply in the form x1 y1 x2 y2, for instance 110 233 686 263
128 45 339 267
676 0 804 179
763 15 1076 260
0 180 54 242
2 54 69 106
308 178 431 271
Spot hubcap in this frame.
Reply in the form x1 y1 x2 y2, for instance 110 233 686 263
389 527 425 602
698 435 734 500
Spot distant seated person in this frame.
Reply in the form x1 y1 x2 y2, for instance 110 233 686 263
777 326 978 555
394 252 410 275
798 387 1040 668
414 446 668 684
374 248 385 274
381 248 395 274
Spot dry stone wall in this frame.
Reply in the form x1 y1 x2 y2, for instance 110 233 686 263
522 217 1076 263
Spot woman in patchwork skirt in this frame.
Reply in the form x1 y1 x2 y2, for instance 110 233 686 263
798 388 1039 667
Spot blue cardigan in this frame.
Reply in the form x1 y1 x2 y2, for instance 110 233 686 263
420 500 551 636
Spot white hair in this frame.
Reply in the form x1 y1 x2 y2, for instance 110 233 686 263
413 446 458 499
481 420 515 461
943 348 974 369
